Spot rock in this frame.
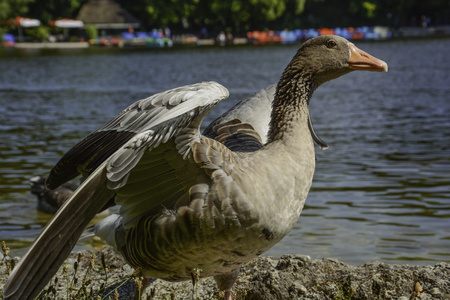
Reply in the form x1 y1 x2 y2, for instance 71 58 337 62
1 246 449 299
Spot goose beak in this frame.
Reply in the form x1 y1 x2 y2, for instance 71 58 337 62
348 43 388 72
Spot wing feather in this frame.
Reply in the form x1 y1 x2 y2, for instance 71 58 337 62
113 141 202 229
47 81 228 190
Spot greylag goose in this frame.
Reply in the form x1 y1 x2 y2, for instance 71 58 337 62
4 35 387 300
30 176 78 214
30 176 110 217
27 84 306 215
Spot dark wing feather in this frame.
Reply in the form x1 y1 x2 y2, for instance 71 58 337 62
212 119 264 152
47 130 136 189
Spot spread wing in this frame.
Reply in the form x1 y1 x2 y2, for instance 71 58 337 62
3 81 229 300
46 81 228 189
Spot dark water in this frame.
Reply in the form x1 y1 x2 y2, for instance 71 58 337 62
0 39 449 265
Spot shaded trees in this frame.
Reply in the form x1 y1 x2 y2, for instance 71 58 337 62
0 0 35 22
1 0 449 35
115 0 300 33
26 0 86 24
116 0 450 32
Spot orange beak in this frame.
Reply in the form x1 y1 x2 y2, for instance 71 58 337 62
348 43 388 72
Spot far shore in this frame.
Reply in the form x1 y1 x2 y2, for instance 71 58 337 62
14 41 89 49
3 25 450 51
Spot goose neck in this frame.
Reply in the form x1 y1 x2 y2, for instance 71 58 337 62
267 75 317 143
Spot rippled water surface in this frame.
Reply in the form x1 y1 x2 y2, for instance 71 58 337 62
0 39 449 265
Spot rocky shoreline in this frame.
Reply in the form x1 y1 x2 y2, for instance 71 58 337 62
1 245 449 299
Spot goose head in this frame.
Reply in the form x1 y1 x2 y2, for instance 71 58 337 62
272 35 388 146
286 35 388 87
285 35 388 87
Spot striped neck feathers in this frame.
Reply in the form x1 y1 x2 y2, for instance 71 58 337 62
267 68 318 143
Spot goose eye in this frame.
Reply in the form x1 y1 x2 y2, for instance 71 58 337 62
326 40 337 48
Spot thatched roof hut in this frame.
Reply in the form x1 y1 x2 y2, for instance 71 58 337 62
76 0 140 29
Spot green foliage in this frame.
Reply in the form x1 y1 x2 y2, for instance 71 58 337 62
363 2 377 18
0 27 7 41
84 24 97 39
26 0 86 24
25 25 48 41
0 0 34 22
117 0 450 32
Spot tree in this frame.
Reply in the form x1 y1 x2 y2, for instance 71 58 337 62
0 0 35 23
27 0 87 24
0 0 35 41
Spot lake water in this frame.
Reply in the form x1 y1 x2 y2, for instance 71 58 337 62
0 38 449 266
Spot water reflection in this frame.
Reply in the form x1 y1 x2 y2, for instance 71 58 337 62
0 39 449 265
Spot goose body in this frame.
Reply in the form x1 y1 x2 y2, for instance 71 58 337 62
28 85 275 215
30 176 78 214
4 35 387 300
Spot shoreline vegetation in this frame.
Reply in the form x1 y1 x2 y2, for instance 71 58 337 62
3 25 450 51
1 244 449 299
2 26 450 50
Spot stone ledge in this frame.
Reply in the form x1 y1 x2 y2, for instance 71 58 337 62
1 245 449 299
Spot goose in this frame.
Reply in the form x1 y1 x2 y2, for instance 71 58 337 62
27 85 275 215
26 84 308 215
30 176 110 217
30 176 78 214
27 85 305 216
4 35 387 300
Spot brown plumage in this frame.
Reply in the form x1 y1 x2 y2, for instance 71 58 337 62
4 35 387 300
